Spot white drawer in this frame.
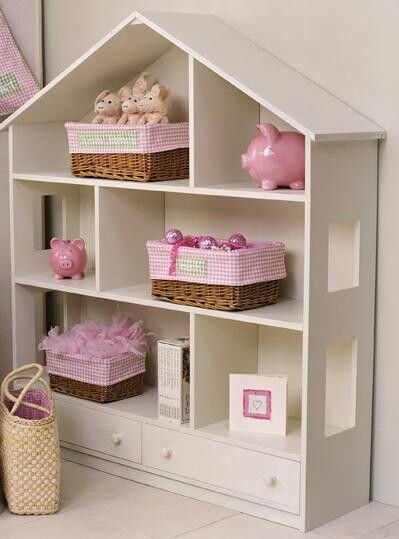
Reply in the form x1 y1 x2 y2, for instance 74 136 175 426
56 399 141 463
143 424 300 514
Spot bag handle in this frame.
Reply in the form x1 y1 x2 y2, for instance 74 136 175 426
1 363 52 415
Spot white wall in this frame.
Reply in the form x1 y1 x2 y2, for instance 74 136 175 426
42 0 399 506
0 130 11 382
0 0 42 381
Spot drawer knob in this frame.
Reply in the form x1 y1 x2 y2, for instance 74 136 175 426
111 433 122 446
161 447 173 459
264 475 277 486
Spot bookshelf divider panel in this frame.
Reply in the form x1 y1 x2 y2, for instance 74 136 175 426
12 123 70 175
12 180 95 277
190 58 259 187
259 106 297 133
96 187 164 291
12 284 44 367
258 326 303 421
189 312 196 429
192 315 258 429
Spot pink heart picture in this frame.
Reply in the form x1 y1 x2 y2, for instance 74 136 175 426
243 389 272 420
252 399 263 410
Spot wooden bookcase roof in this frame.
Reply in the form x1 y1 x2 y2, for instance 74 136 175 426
1 11 384 141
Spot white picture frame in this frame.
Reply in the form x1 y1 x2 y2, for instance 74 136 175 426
229 373 288 436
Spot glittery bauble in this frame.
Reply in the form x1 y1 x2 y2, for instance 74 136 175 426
183 235 198 247
165 228 183 244
228 233 247 249
198 236 218 249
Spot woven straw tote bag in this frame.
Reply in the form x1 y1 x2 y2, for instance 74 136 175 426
0 363 60 515
0 480 3 514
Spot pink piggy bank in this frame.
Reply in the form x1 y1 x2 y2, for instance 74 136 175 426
49 237 87 280
241 123 305 190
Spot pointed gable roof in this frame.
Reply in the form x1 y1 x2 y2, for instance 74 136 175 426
1 11 384 141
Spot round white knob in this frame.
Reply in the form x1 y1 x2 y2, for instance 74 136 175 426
160 447 173 459
111 433 122 446
264 475 277 486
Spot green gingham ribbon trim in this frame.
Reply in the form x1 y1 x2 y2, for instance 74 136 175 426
0 72 20 98
176 257 207 277
77 130 140 149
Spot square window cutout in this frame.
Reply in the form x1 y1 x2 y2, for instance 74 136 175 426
33 194 64 251
325 337 357 437
328 220 360 292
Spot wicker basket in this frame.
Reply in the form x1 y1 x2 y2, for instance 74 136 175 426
65 122 189 182
147 239 286 311
48 372 144 403
152 279 279 311
0 363 60 515
46 350 145 403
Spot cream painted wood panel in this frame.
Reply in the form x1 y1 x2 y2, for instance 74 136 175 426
4 9 383 140
143 423 300 514
80 45 189 124
11 123 70 174
258 327 303 420
141 47 189 124
190 58 259 186
301 139 377 530
137 12 384 141
11 178 95 277
60 445 300 529
192 315 258 429
96 188 164 290
57 398 142 463
11 285 43 367
2 22 173 126
11 173 306 202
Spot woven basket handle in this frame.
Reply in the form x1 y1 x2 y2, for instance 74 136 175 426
1 363 52 415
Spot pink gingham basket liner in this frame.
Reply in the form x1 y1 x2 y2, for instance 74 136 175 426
147 240 286 286
46 350 146 386
65 122 189 154
0 10 39 116
5 390 53 420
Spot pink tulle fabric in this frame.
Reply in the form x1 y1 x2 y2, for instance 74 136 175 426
39 315 152 359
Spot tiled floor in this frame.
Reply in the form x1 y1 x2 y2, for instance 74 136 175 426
1 461 399 538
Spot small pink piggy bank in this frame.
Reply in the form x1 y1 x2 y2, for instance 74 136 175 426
49 237 87 280
241 123 305 190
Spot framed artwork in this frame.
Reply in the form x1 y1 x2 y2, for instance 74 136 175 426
229 374 288 435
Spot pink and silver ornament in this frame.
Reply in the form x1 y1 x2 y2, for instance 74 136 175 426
165 228 183 245
228 233 247 249
198 236 218 249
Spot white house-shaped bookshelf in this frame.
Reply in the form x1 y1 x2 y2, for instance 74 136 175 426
1 11 384 532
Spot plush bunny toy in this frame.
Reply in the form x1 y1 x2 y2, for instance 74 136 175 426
136 84 170 125
92 90 122 124
118 72 149 125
